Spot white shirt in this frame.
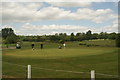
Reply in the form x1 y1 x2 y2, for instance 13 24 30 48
63 43 66 47
17 44 19 47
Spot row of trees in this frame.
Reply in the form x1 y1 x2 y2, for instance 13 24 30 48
20 30 117 42
1 28 120 47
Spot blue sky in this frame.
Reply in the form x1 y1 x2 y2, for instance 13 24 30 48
1 2 118 35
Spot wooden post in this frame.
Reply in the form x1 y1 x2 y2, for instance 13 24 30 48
28 65 31 80
91 70 95 80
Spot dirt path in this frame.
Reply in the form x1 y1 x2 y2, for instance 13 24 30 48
2 47 16 50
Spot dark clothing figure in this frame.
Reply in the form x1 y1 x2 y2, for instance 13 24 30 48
40 44 43 49
31 44 34 49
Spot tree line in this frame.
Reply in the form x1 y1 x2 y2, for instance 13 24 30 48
1 28 120 47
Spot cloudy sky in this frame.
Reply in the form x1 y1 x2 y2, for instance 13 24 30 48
0 2 118 35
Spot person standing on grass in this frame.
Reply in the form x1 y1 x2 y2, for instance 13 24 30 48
16 43 21 49
63 43 66 48
40 43 43 49
58 45 62 49
31 43 35 50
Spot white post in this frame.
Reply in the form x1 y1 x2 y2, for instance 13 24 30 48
28 65 31 79
91 70 95 80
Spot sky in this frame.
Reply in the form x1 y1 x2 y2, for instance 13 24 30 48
0 1 118 35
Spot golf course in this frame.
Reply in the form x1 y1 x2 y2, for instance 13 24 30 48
2 40 119 78
1 2 120 79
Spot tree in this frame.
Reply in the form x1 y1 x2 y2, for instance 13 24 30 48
2 28 15 39
5 34 18 44
71 33 74 36
86 30 92 40
36 36 46 42
76 33 81 41
1 28 19 44
76 33 81 36
59 33 67 41
70 33 75 41
99 32 108 39
108 32 116 40
92 33 98 39
50 35 60 42
75 32 86 41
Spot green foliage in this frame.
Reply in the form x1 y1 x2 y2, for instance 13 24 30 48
99 32 108 39
86 30 92 40
2 28 15 39
5 34 18 44
79 42 86 45
70 33 75 41
1 28 118 43
92 33 98 39
50 35 60 42
1 28 18 44
59 40 64 44
19 32 118 43
108 32 117 40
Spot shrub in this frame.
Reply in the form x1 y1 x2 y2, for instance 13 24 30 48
79 42 86 45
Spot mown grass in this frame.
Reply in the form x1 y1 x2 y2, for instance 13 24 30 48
2 40 119 78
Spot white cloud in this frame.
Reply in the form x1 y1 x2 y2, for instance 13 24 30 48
1 2 117 24
2 19 118 35
19 21 118 35
22 23 89 31
103 20 118 32
49 2 92 7
91 19 118 33
19 23 90 35
2 25 12 28
69 8 117 23
35 6 71 20
2 2 43 23
2 0 118 2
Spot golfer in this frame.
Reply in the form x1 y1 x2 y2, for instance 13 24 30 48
58 45 62 49
40 43 43 49
31 43 35 50
63 43 66 48
16 43 21 49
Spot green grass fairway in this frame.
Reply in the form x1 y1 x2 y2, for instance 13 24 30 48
2 40 118 78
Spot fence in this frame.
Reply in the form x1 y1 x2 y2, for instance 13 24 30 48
27 65 95 80
3 62 118 79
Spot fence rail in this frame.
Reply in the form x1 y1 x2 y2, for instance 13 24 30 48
3 61 119 79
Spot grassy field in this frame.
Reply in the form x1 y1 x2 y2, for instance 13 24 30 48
2 40 119 78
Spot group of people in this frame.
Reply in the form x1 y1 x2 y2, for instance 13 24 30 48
58 43 66 49
16 42 66 50
31 43 44 50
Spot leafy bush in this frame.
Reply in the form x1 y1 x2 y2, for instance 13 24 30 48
5 34 18 44
59 40 64 44
79 42 86 45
